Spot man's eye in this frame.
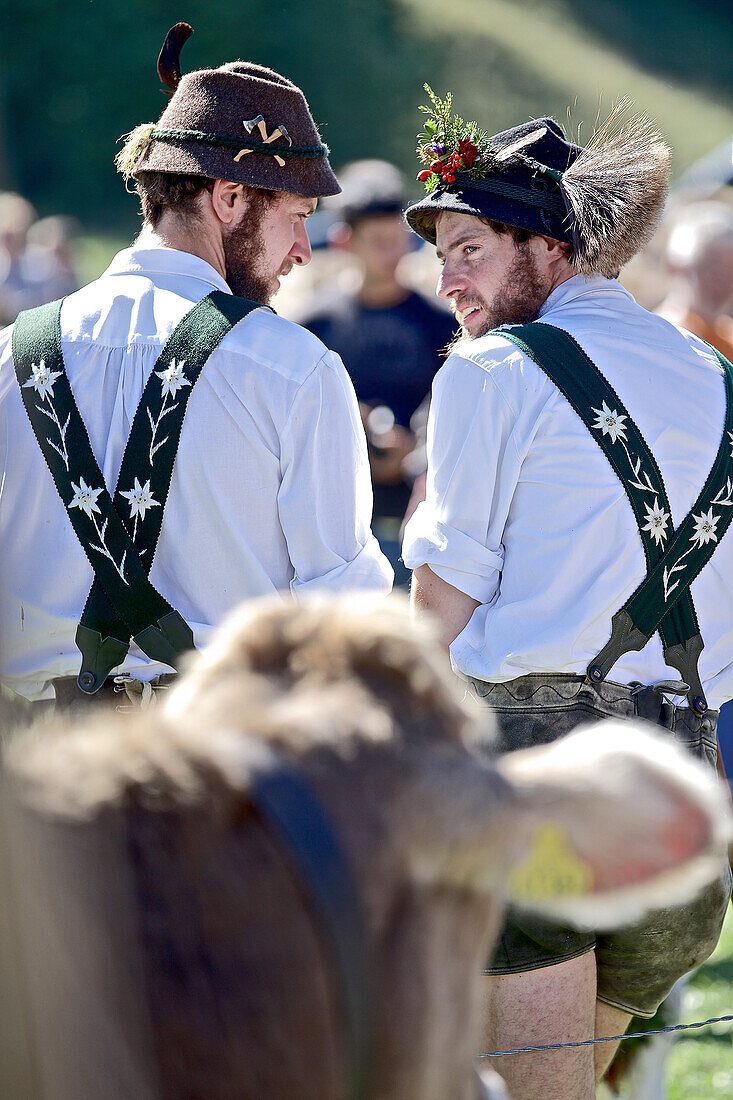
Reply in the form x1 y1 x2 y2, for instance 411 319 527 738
464 245 477 256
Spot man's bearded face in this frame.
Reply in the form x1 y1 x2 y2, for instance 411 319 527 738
434 212 552 346
224 189 316 305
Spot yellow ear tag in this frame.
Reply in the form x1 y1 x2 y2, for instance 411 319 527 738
507 823 594 902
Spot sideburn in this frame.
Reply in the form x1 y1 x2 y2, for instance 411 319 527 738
224 188 279 304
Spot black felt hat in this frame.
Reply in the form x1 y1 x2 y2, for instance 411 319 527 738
117 24 340 199
405 93 671 276
406 118 581 246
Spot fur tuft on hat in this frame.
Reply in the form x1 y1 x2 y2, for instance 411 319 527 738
559 109 671 277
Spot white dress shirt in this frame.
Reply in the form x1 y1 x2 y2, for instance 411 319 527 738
403 275 733 708
0 246 392 700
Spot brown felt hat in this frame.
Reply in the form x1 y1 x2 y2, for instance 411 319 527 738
125 24 340 198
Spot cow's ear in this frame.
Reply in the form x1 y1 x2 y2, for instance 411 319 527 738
496 721 731 929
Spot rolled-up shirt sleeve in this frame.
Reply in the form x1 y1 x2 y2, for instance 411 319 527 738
278 351 393 595
402 349 522 604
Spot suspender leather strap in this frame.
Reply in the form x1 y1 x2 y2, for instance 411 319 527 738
495 323 733 714
13 292 262 693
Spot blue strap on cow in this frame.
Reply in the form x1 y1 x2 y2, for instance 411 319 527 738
248 757 373 1100
12 291 263 693
494 322 733 715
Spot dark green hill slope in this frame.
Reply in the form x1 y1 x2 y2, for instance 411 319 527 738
0 0 730 228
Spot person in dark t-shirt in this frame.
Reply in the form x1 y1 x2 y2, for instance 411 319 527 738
301 160 455 582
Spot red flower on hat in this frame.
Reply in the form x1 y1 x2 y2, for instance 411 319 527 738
459 139 478 167
417 170 433 182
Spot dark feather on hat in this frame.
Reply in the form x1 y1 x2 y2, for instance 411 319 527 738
158 22 194 95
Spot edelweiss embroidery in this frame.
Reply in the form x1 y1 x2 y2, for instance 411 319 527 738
662 503 730 602
690 508 719 547
69 477 128 583
22 358 70 470
148 357 190 464
591 399 658 496
120 477 160 541
591 400 627 443
641 497 670 547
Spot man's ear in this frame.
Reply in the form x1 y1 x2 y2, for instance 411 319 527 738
210 179 244 226
535 234 571 261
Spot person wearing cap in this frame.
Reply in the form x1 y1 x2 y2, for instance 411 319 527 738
301 159 455 586
403 90 733 1098
0 24 391 711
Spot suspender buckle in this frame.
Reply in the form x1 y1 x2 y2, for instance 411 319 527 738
586 610 649 688
132 610 196 670
663 634 707 716
75 625 130 694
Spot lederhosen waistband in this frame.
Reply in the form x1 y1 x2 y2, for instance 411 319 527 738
467 673 718 736
26 673 179 714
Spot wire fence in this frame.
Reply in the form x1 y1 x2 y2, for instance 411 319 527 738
479 1013 733 1057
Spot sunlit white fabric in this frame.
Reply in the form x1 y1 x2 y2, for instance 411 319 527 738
403 275 733 707
0 246 392 700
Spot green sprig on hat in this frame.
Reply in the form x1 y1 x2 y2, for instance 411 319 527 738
416 86 498 191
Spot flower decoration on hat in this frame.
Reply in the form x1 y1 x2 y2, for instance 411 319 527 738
416 87 494 190
416 85 554 192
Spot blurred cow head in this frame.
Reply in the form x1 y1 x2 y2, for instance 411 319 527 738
2 596 730 1100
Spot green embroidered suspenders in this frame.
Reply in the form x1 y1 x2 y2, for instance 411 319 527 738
13 291 262 694
495 322 733 716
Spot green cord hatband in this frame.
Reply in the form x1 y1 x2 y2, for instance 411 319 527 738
151 127 330 159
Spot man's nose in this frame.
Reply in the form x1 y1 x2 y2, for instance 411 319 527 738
290 222 312 267
436 261 465 301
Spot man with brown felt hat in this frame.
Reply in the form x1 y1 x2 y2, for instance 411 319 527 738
403 89 733 1099
0 23 391 715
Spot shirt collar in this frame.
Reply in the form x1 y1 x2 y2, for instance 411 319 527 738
538 273 632 318
103 244 233 295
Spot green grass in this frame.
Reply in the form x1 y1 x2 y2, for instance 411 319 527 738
667 903 733 1098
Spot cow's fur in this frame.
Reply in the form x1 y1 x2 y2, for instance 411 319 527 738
2 595 730 1100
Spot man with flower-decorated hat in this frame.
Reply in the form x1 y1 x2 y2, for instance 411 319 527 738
0 23 391 714
403 89 733 1096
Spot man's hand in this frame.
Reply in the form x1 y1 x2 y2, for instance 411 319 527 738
369 423 415 484
411 564 479 650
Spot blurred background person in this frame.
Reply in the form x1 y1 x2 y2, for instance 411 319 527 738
655 200 733 795
0 199 79 326
656 200 733 360
300 159 455 585
0 191 37 326
24 215 81 303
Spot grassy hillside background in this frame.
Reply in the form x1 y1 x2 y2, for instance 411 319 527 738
0 0 730 233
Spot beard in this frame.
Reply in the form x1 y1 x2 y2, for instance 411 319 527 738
223 219 275 305
447 243 548 354
223 189 281 305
